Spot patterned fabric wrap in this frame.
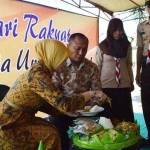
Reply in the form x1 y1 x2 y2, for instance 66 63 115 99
114 57 121 87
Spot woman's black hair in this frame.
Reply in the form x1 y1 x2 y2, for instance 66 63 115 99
100 18 130 58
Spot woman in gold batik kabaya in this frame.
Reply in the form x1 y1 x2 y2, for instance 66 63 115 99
0 39 90 150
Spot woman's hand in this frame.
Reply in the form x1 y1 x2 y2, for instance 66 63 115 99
135 72 141 87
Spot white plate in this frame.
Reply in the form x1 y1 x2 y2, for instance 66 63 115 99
78 111 99 116
77 108 104 117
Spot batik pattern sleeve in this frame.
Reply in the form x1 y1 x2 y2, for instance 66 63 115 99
28 63 85 112
90 64 102 90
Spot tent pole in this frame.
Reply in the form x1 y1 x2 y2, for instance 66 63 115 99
85 0 113 16
128 0 141 7
97 10 100 43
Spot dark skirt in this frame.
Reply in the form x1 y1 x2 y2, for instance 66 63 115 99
102 88 134 122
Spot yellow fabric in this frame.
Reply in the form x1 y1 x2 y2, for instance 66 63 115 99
35 39 69 70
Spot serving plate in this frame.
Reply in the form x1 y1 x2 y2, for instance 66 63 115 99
77 107 104 116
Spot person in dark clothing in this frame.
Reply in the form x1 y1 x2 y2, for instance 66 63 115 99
136 0 150 143
0 84 10 101
50 33 110 150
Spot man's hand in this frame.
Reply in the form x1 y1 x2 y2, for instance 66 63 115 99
130 83 134 92
94 91 111 107
135 72 141 87
81 91 94 102
81 90 111 106
136 47 143 87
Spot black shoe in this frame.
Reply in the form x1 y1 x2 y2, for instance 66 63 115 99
138 138 150 148
145 139 150 146
138 138 147 147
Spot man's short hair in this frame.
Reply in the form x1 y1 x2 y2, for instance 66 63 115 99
145 0 150 7
68 33 89 44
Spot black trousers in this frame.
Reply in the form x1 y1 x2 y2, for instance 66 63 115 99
141 86 150 139
141 58 150 139
48 115 74 150
102 88 134 122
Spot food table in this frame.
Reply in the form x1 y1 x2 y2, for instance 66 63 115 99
68 109 141 150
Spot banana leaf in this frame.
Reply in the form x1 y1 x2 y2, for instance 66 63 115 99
72 132 140 150
38 140 46 150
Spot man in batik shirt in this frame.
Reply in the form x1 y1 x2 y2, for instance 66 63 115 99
136 0 150 143
53 34 101 96
52 33 109 150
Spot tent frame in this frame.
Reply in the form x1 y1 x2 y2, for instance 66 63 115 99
86 0 142 15
61 0 100 17
60 0 112 21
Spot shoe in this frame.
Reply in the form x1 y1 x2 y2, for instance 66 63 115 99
145 139 150 146
138 138 150 148
138 138 147 147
